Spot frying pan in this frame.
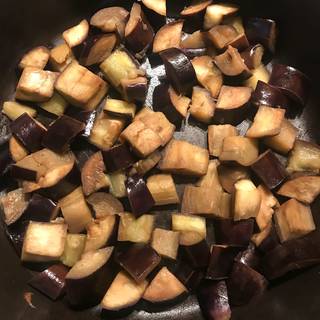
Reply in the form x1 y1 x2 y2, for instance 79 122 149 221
0 0 320 319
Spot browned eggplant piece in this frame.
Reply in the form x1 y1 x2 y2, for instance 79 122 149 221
244 64 270 90
19 46 50 70
207 25 238 50
29 264 69 300
10 113 46 152
142 0 166 16
151 228 180 260
206 245 243 280
245 18 276 54
66 247 116 308
214 46 252 80
160 48 197 95
2 101 37 121
129 150 161 176
42 115 85 153
241 44 264 70
261 231 320 280
227 262 268 306
90 7 129 37
196 159 223 192
227 33 250 51
251 150 287 189
49 43 74 72
274 199 315 243
182 30 206 49
235 243 260 270
116 244 160 283
278 175 320 204
126 175 155 217
125 3 154 55
214 85 252 125
153 20 183 53
214 219 254 246
263 119 297 155
9 136 29 162
269 64 311 107
159 139 209 177
180 239 211 269
62 20 89 48
121 77 148 103
198 281 231 320
191 55 223 98
109 171 127 199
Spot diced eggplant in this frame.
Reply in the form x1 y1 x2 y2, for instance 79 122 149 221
125 3 154 55
66 247 116 308
227 33 250 51
219 136 258 166
278 175 320 204
118 213 154 243
269 64 311 107
126 175 155 217
241 44 264 70
143 267 187 304
109 171 127 198
214 219 254 246
21 221 67 262
182 30 206 49
29 264 69 300
104 99 136 120
141 0 166 16
207 25 238 50
0 188 28 225
191 55 223 98
101 271 148 311
160 48 197 95
233 179 261 221
235 243 260 270
227 262 268 306
206 245 243 280
55 61 108 110
208 125 238 157
172 214 206 246
251 222 273 248
190 87 216 123
251 150 287 189
59 187 93 233
61 234 86 267
180 239 211 269
263 119 297 155
244 64 270 90
129 150 161 176
214 85 252 125
62 19 89 48
19 46 50 70
10 113 46 152
9 136 29 162
49 43 74 72
198 281 231 320
39 92 68 116
159 139 209 177
151 228 180 260
146 174 179 206
223 16 244 34
90 7 129 37
121 77 148 103
245 18 276 54
274 199 315 243
287 140 320 174
116 244 161 282
15 67 58 102
196 160 222 190
2 101 37 121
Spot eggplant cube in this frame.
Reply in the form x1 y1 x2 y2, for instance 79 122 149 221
151 228 180 260
9 136 29 162
207 25 238 50
16 67 58 102
21 221 67 262
2 101 37 121
274 199 315 243
55 61 108 110
104 98 137 119
19 46 50 70
61 234 86 267
39 92 68 116
159 139 209 177
62 19 89 48
50 43 74 72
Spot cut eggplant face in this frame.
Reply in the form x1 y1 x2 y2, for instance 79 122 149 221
9 136 29 162
101 271 148 311
214 85 252 125
181 30 206 49
21 221 67 262
61 234 87 267
191 55 223 98
251 150 287 189
244 64 270 90
219 136 258 166
40 92 68 116
121 77 148 103
109 171 127 198
125 3 154 55
143 267 187 304
19 46 50 70
104 99 136 120
241 44 264 70
151 228 180 260
153 20 183 53
90 7 129 37
130 151 162 176
190 87 216 123
63 19 89 48
207 25 238 50
159 139 209 177
274 199 315 243
50 43 74 72
227 33 250 51
2 101 37 121
142 0 166 16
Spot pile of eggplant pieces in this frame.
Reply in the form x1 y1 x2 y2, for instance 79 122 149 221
0 0 320 319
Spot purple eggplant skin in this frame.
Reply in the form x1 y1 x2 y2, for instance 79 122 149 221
160 48 197 95
103 144 137 173
251 150 287 190
181 48 208 60
214 219 254 247
269 64 311 108
251 80 290 110
122 78 148 103
206 246 243 280
10 164 37 181
10 113 46 152
29 264 69 300
180 240 211 269
116 244 161 282
140 3 166 32
0 143 12 176
166 0 188 18
126 175 155 217
261 231 320 280
235 243 261 270
4 219 27 254
227 262 268 306
257 224 280 254
197 281 232 320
